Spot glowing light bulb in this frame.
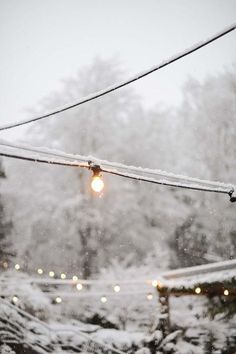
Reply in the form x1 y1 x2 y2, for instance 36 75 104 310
76 283 83 291
3 261 8 269
72 275 78 282
49 271 55 278
152 280 158 287
15 264 20 271
37 268 43 275
224 289 229 296
147 293 153 301
60 273 66 279
91 176 104 193
55 296 62 304
195 287 201 294
114 285 120 293
12 296 19 303
100 296 107 303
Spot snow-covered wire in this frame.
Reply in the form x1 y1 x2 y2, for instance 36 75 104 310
48 290 155 298
0 290 155 298
0 23 235 131
0 139 233 189
0 140 234 197
1 277 154 285
0 150 87 169
0 148 232 196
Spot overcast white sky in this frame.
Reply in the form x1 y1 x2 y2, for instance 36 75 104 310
0 0 235 139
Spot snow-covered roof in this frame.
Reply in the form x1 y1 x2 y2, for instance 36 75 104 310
159 259 236 292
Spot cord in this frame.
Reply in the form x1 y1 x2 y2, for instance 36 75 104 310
0 23 235 131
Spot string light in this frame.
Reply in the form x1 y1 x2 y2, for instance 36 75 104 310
76 283 83 291
72 275 78 282
113 285 121 293
55 296 62 304
89 162 104 193
0 141 233 198
152 280 158 287
100 296 107 303
147 293 153 301
49 271 55 278
152 280 163 288
37 268 43 275
224 289 229 296
60 273 66 279
195 287 201 294
12 296 19 303
91 175 104 193
3 261 8 269
15 264 20 271
90 165 104 194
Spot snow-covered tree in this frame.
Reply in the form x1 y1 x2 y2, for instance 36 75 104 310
0 159 13 268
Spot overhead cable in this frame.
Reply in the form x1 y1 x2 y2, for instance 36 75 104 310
0 23 235 131
0 141 234 198
0 139 233 190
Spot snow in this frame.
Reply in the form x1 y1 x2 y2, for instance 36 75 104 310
175 339 203 354
92 329 145 350
161 268 236 289
1 52 236 354
1 269 236 353
0 138 233 193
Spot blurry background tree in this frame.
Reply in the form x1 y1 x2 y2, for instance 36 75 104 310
0 159 14 268
2 59 236 275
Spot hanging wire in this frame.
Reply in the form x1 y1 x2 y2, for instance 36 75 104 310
0 141 234 197
0 275 154 285
0 290 155 298
0 23 235 131
0 139 232 189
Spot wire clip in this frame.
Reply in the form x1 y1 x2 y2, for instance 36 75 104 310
229 189 236 203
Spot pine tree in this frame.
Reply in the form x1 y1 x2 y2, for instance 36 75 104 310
0 159 13 268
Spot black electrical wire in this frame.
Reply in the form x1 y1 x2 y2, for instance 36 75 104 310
101 167 230 194
0 139 232 190
0 151 87 169
0 150 233 198
0 23 235 131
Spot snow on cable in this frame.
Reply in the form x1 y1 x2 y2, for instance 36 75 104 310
0 140 234 197
0 23 235 131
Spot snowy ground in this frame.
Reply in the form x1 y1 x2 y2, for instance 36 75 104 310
0 271 236 353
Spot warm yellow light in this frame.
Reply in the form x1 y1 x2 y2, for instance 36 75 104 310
100 296 107 303
37 268 43 275
224 289 229 296
3 261 8 269
55 296 62 304
12 296 18 303
15 264 20 271
72 275 78 282
49 271 55 278
147 293 153 301
152 280 158 287
76 283 83 291
91 176 104 193
114 285 120 293
60 273 66 279
195 287 201 294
